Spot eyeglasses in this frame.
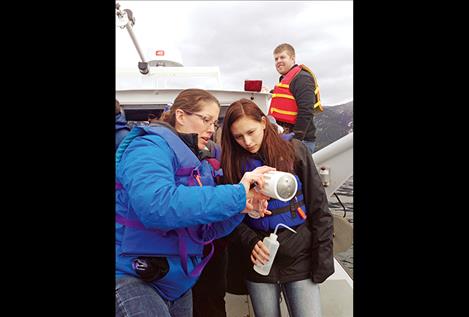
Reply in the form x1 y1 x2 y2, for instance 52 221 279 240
183 110 220 129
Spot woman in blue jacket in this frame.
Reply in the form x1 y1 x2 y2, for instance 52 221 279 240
115 89 273 317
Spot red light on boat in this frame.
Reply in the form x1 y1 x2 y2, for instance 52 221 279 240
244 80 262 92
155 50 165 56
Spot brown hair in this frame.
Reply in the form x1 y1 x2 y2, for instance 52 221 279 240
273 43 295 58
221 99 295 184
160 88 220 126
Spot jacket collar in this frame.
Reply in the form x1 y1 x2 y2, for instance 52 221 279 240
177 132 200 158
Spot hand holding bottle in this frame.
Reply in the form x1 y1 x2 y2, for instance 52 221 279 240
252 223 297 276
239 166 276 217
251 240 270 266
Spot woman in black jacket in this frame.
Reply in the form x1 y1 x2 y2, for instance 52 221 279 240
221 99 334 317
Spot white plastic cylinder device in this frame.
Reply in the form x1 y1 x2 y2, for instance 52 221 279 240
253 223 297 276
258 171 298 202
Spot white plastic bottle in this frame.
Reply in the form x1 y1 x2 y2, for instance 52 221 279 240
253 223 297 276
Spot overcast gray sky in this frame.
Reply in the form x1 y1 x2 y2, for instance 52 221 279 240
116 1 353 106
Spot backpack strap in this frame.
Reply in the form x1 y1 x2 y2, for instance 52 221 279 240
176 228 214 277
115 214 168 236
207 141 224 178
210 142 222 161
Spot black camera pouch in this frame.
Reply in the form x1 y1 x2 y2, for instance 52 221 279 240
132 256 169 282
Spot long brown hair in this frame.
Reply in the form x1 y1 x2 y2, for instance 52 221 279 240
221 99 295 184
160 88 220 126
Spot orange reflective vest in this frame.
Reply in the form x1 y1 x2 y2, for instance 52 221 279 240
269 64 323 124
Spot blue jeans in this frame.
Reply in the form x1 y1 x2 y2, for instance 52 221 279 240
246 279 322 317
301 140 316 154
115 276 192 317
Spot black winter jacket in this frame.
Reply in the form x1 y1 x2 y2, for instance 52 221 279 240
226 139 334 289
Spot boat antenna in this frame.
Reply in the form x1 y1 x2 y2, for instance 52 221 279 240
116 2 149 74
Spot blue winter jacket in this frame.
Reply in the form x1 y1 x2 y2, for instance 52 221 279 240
115 111 130 150
116 124 246 300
